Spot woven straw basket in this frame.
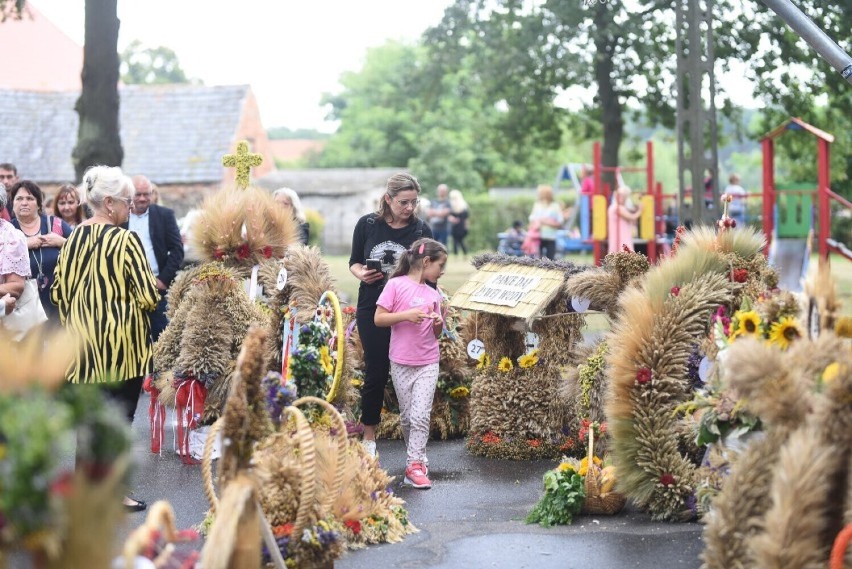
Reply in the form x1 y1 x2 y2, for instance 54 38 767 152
580 429 626 516
201 396 348 537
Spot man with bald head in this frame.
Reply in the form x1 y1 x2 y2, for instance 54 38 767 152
123 175 183 342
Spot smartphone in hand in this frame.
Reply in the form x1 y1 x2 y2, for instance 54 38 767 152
366 259 382 272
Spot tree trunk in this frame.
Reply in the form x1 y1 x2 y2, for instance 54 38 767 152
593 4 623 193
72 0 122 181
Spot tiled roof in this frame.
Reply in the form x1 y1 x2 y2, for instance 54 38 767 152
257 168 403 196
0 84 251 184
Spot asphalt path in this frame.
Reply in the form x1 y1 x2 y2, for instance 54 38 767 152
117 393 704 569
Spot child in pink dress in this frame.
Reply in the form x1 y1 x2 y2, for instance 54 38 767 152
607 186 642 253
375 237 447 489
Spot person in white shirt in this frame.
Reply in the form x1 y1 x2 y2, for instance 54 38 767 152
723 174 747 226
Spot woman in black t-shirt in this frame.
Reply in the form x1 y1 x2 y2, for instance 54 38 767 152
349 173 432 457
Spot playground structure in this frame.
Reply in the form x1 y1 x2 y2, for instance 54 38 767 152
762 117 852 290
555 140 667 266
549 117 850 282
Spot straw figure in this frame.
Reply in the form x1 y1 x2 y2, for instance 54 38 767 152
152 182 299 422
563 248 651 319
606 226 778 521
200 327 271 569
458 253 587 460
701 333 851 569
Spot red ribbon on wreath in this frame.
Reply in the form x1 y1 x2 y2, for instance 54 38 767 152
174 377 207 465
142 375 166 454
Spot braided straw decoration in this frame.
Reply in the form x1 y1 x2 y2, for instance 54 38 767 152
202 418 224 513
282 405 317 536
293 396 348 511
201 409 317 536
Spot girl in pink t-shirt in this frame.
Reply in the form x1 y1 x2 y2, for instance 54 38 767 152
375 237 447 489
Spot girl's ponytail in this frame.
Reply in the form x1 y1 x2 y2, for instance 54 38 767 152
389 238 447 279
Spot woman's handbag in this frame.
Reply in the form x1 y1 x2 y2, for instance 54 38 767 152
1 279 48 341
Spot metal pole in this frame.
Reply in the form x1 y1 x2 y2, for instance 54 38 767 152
761 0 852 83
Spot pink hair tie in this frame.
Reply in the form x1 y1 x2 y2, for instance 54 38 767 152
418 243 425 254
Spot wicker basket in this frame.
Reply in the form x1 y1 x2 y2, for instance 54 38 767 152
580 429 626 516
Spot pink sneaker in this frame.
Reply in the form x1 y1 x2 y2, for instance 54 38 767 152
404 461 432 489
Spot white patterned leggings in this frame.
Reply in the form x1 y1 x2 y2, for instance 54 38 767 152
390 361 439 466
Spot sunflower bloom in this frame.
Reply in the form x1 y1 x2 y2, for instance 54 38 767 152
557 462 575 473
518 353 539 368
477 353 491 370
768 317 802 350
449 386 470 398
498 357 514 372
733 310 762 339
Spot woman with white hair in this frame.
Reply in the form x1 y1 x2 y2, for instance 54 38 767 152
51 165 159 513
0 186 28 316
273 187 310 245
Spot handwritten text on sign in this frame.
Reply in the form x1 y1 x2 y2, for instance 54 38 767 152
470 273 541 308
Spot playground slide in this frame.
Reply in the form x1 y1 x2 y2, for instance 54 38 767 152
771 238 811 292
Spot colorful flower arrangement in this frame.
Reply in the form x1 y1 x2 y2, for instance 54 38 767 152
0 385 131 557
262 518 344 568
713 292 804 351
467 430 577 461
289 320 336 399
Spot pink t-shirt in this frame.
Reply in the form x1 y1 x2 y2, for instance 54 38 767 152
376 275 443 366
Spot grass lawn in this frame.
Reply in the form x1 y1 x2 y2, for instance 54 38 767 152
323 251 851 321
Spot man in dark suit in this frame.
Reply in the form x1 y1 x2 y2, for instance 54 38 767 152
126 175 184 342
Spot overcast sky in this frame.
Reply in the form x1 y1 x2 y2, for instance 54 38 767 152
33 0 453 132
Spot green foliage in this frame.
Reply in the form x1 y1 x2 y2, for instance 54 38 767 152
120 39 193 85
0 385 132 543
267 127 329 140
465 193 535 253
525 464 586 527
304 209 325 248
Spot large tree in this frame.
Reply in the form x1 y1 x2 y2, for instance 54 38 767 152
72 0 123 179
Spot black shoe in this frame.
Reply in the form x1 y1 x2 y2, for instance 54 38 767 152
123 498 147 512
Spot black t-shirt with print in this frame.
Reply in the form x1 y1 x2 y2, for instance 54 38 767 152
348 213 432 311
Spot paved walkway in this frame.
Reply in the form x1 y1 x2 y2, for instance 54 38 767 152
125 395 704 568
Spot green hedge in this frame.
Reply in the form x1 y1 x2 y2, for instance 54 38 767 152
465 194 536 253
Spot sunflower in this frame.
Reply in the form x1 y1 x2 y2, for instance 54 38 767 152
518 352 539 368
319 345 334 375
498 357 514 373
557 462 575 473
476 353 491 370
732 310 762 339
768 316 802 350
449 386 470 398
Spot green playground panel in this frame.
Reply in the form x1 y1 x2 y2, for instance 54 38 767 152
775 182 815 238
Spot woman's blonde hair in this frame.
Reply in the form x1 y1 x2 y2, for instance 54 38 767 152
536 184 554 203
448 189 468 213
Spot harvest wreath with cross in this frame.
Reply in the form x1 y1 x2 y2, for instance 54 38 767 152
150 140 359 459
